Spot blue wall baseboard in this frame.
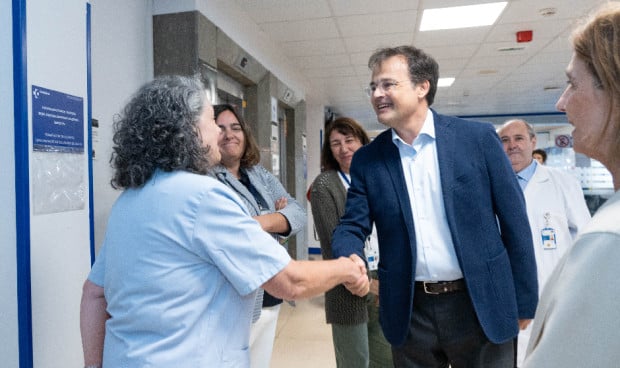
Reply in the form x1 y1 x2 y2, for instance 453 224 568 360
308 247 321 255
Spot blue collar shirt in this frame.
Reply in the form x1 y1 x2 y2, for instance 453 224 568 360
516 159 538 191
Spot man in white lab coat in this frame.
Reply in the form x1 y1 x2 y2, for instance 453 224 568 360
497 119 591 367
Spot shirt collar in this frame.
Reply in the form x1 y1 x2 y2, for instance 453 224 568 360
391 111 435 147
517 159 538 182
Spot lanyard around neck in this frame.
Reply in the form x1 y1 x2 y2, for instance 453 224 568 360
338 170 350 186
238 170 269 211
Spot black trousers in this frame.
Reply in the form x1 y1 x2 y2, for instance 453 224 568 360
392 289 514 368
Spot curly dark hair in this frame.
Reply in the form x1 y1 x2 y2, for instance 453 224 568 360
214 104 261 169
321 117 370 171
368 45 439 106
110 75 212 189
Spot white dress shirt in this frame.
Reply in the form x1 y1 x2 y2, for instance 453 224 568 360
392 114 463 282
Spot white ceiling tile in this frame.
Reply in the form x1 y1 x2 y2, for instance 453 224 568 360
321 75 365 88
305 66 357 78
349 51 377 68
329 93 368 104
433 58 470 72
233 0 332 22
329 0 419 16
354 64 373 77
542 34 573 53
423 44 478 60
344 33 415 53
529 51 571 66
291 53 351 69
259 18 339 42
467 54 527 70
336 11 418 37
282 38 347 57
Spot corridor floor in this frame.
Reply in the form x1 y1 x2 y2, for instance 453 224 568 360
271 294 336 368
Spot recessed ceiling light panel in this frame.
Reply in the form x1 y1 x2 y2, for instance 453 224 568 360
438 77 455 87
420 2 508 31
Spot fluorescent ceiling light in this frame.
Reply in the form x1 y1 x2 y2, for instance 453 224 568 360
420 2 507 31
438 77 455 87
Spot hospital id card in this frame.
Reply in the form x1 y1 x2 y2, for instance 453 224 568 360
541 227 557 250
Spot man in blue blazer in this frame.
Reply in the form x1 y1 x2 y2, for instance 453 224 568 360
332 46 538 367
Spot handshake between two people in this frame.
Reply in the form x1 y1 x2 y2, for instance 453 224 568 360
262 252 371 302
343 254 371 297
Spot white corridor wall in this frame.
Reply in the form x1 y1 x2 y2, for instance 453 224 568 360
27 1 92 366
1 0 19 367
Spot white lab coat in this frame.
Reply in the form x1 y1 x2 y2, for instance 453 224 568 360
517 163 591 366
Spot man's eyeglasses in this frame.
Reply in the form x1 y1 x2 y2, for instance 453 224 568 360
365 80 410 97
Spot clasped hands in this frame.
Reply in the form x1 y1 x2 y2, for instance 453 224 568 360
343 254 371 297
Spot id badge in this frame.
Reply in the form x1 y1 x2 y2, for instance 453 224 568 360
364 237 379 271
541 227 557 250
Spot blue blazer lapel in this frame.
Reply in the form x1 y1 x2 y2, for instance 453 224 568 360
376 130 416 242
435 114 454 190
381 134 408 198
434 112 458 234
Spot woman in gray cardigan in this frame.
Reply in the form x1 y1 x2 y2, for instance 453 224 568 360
212 104 306 368
310 117 392 368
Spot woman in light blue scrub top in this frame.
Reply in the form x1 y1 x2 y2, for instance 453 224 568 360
79 75 370 368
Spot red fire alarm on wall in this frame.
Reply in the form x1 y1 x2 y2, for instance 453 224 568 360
516 30 533 43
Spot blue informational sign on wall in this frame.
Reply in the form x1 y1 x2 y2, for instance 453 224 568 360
32 85 84 152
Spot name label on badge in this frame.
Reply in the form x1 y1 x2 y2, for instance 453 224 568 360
541 227 557 250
